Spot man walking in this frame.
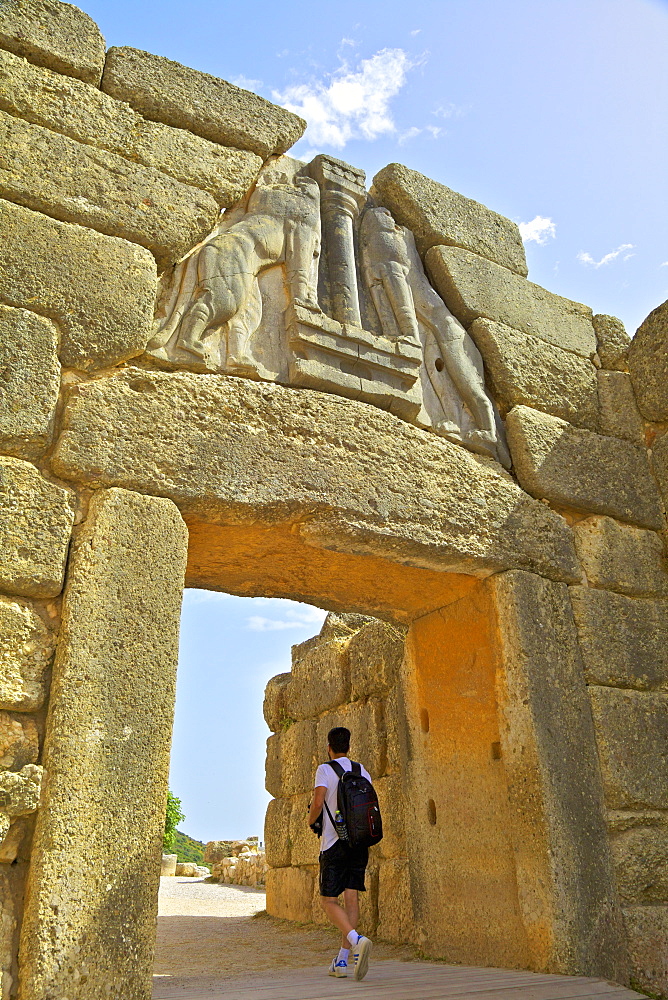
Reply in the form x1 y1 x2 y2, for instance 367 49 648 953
308 726 374 981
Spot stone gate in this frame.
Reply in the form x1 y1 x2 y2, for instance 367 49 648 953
0 2 667 998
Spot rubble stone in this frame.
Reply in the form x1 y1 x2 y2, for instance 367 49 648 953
592 314 630 371
371 162 527 275
610 825 668 904
0 712 39 770
597 371 644 444
628 298 668 421
102 47 305 158
0 596 54 712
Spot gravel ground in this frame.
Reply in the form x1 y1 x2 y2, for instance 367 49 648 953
154 876 417 981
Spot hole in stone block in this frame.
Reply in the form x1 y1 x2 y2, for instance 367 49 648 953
427 798 437 825
491 741 502 760
434 357 444 372
419 708 430 733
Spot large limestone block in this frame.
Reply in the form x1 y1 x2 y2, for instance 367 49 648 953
0 199 156 371
589 687 668 809
51 370 581 584
593 314 630 371
265 720 318 798
371 163 527 276
572 516 668 597
348 620 405 700
289 792 319 867
653 431 668 511
316 699 387 779
377 859 414 943
265 865 314 923
623 905 668 999
263 672 292 733
19 488 188 1000
0 457 74 599
0 712 38 770
506 406 664 530
0 111 218 270
0 50 262 208
0 864 27 1000
0 0 105 85
102 47 305 159
611 826 668 904
283 638 350 721
597 372 644 444
0 596 54 712
374 773 406 859
493 571 627 979
427 246 596 358
0 304 60 460
469 317 599 429
570 587 668 690
264 797 291 869
628 298 668 421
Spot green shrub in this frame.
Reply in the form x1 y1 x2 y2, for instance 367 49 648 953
163 791 185 853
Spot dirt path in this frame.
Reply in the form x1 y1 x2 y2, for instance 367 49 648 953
154 877 417 982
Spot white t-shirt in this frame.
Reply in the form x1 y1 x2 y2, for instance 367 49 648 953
314 757 372 852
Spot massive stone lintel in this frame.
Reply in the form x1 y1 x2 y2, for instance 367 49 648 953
286 301 423 421
0 0 106 85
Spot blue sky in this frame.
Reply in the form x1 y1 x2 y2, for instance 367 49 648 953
74 0 668 841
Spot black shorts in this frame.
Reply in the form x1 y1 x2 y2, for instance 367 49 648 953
319 840 369 898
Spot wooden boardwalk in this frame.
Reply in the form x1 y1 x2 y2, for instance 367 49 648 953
152 959 644 1000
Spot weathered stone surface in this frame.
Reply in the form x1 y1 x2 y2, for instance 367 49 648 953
374 773 406 860
0 111 218 271
0 457 74 599
0 50 263 208
319 612 374 640
202 841 230 866
628 298 668 421
0 0 105 85
316 699 387 779
0 198 156 371
589 687 668 809
469 318 599 428
371 163 527 276
51 370 581 584
0 764 42 841
506 406 664 530
348 620 405 700
265 865 314 923
283 638 350 721
264 797 291 869
102 47 305 159
572 516 668 597
427 246 596 358
652 431 668 512
19 488 188 1000
597 371 644 444
377 859 414 943
493 571 627 979
0 816 32 863
592 314 630 371
0 303 60 460
0 596 53 713
570 587 668 690
0 712 38 769
265 720 317 798
623 905 668 998
611 825 668 904
289 792 319 867
262 673 292 734
0 864 27 1000
160 854 176 877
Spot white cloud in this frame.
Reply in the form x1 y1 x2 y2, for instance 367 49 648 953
410 28 422 36
246 605 327 632
274 48 412 149
233 75 263 93
577 243 635 268
519 216 557 245
432 102 467 120
660 261 668 267
398 123 443 145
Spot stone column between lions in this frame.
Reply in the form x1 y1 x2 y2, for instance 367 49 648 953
18 488 188 1000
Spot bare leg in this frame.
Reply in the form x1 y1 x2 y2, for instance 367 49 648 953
437 333 496 437
381 265 419 340
342 889 360 949
320 895 355 944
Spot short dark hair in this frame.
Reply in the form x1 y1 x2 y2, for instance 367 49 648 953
327 727 350 754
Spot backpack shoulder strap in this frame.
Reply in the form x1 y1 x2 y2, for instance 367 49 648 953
326 759 345 778
351 761 361 776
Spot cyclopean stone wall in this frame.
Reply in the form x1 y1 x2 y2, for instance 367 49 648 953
264 613 413 944
0 1 666 997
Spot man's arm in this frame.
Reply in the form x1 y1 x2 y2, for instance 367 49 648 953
308 785 326 826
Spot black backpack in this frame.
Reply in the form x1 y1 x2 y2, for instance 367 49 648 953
323 759 383 848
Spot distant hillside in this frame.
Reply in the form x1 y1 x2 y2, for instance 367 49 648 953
174 829 205 865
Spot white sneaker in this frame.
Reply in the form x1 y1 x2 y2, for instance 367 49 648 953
328 958 348 978
352 935 372 981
